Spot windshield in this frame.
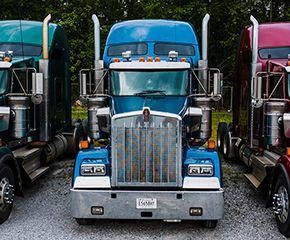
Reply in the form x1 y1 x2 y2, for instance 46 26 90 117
0 70 8 95
259 47 290 59
0 43 42 56
111 70 189 96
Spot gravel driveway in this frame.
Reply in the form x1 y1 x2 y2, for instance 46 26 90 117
0 159 286 240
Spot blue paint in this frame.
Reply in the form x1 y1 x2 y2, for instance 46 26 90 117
183 147 222 185
103 20 200 67
72 148 110 185
112 96 186 114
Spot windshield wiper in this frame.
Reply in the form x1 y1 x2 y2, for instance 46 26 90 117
134 90 166 96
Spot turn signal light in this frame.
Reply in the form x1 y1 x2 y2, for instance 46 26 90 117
180 58 186 62
139 57 145 62
208 140 216 149
80 140 89 149
113 58 119 62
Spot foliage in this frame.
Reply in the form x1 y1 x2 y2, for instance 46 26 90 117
1 0 289 88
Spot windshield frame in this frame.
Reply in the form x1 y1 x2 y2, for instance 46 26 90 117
110 68 190 97
0 69 9 96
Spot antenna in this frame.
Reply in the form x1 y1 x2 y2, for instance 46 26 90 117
17 2 25 60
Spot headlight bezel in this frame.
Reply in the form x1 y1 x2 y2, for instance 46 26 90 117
188 164 214 176
81 163 106 176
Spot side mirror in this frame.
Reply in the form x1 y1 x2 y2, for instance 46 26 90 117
253 76 262 99
0 107 10 132
32 73 43 95
213 72 222 96
283 113 290 138
80 73 87 96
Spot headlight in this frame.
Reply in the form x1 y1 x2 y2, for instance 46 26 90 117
81 164 106 176
188 164 213 176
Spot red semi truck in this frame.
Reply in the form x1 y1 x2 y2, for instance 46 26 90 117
217 16 290 237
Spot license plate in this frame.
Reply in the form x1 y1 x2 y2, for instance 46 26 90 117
136 198 157 209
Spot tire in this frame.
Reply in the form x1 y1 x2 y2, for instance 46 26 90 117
273 174 290 237
217 122 227 153
223 131 233 161
0 164 15 224
203 220 217 229
75 218 94 225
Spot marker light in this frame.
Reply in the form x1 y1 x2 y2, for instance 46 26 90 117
139 57 145 62
3 57 11 62
79 140 89 149
155 57 160 62
287 147 290 156
208 140 216 149
181 57 186 62
147 57 153 62
113 58 120 62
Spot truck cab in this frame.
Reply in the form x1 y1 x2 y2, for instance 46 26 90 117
71 15 223 227
217 17 290 237
0 16 76 224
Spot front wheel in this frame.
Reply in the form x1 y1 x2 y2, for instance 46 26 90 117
217 122 227 153
0 164 15 224
273 174 290 237
203 220 217 228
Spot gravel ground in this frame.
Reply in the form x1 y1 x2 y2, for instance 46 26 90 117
0 159 286 240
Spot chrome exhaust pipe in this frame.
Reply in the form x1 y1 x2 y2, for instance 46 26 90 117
42 14 51 60
92 14 104 94
249 15 259 148
39 14 51 141
198 14 210 93
202 13 210 62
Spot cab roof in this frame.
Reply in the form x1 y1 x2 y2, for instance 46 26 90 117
106 19 198 46
247 22 290 48
0 20 58 46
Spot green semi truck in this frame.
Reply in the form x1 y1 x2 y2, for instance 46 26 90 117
0 15 79 223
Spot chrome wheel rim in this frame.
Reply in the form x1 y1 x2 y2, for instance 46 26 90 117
0 177 14 211
273 185 289 223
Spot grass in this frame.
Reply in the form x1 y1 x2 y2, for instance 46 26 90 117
72 106 87 120
211 111 232 141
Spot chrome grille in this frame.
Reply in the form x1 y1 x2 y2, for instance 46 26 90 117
112 113 182 187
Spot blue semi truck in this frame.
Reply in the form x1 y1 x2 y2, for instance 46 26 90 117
71 14 224 227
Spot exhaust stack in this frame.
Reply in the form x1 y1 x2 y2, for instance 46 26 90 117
198 14 210 93
250 15 259 94
92 14 104 94
39 14 51 141
202 14 210 62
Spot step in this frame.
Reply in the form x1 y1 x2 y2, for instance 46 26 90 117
244 173 262 189
251 155 275 168
13 146 43 176
264 150 280 163
13 147 42 160
29 166 50 182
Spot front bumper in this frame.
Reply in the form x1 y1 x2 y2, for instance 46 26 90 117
70 189 224 220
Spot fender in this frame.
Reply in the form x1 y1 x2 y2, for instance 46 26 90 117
0 146 23 196
268 156 290 206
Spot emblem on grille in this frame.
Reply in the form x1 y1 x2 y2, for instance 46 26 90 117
143 107 150 122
